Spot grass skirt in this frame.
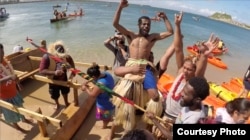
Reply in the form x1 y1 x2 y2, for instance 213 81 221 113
112 58 162 130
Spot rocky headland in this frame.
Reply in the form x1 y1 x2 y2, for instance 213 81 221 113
209 12 250 30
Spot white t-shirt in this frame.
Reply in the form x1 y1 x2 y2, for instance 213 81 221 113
215 107 235 124
175 105 206 124
165 73 186 118
12 45 23 53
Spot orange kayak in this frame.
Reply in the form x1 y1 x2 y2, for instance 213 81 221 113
203 95 226 117
157 73 174 97
203 95 226 109
212 48 228 55
221 81 241 93
186 46 228 69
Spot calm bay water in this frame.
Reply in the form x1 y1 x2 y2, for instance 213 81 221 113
1 0 250 83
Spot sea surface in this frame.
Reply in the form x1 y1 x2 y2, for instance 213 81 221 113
1 0 250 83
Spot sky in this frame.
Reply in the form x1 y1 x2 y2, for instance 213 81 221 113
98 0 250 24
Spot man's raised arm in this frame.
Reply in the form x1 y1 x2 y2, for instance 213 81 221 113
174 12 184 70
113 0 131 36
157 12 173 40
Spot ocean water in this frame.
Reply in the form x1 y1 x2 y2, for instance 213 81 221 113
1 0 250 83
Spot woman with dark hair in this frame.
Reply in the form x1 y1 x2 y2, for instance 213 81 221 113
81 63 115 128
215 98 250 124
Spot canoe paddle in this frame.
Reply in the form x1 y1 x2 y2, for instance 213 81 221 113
70 69 173 126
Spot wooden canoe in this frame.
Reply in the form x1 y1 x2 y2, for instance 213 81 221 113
50 17 72 23
1 48 112 140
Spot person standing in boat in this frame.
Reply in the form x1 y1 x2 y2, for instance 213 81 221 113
12 45 23 53
27 38 47 50
39 41 75 110
109 0 173 139
0 43 32 133
81 63 115 129
238 65 250 98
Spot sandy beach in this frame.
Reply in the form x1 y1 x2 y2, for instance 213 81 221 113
0 73 148 140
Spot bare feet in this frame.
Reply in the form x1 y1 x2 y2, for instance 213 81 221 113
54 104 60 110
102 121 108 129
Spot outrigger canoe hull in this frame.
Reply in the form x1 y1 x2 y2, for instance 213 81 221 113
2 49 100 140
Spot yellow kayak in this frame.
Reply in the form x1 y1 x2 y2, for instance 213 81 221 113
209 82 238 102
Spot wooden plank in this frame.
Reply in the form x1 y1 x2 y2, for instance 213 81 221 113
29 56 112 70
28 56 112 70
36 108 48 137
28 56 42 61
18 68 39 81
30 75 81 88
51 96 95 140
0 100 62 128
75 62 112 70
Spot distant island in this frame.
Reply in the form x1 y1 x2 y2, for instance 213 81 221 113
209 12 250 30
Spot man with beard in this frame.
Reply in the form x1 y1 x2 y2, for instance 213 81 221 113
39 41 75 110
109 0 173 139
146 77 210 140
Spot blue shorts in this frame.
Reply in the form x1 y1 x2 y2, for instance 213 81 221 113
143 67 157 90
243 80 250 90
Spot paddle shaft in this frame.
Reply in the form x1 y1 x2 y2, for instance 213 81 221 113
75 71 172 126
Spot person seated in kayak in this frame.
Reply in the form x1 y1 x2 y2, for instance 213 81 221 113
218 40 225 50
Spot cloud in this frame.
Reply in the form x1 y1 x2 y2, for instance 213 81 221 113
199 8 215 16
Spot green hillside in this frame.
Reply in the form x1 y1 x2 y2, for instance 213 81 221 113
210 12 250 30
210 12 232 21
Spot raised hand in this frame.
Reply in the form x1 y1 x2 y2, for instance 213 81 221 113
120 0 128 8
201 33 220 56
175 11 183 25
157 12 167 19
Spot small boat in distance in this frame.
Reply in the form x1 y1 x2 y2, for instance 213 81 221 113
192 16 200 21
0 7 9 20
53 4 62 8
50 16 73 23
